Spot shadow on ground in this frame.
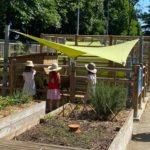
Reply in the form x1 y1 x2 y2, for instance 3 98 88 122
132 133 150 142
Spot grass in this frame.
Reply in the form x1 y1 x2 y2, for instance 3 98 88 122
58 55 126 77
65 41 102 46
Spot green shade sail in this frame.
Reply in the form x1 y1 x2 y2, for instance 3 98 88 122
13 31 139 66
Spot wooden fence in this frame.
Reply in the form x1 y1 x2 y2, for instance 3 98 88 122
40 34 150 86
0 59 148 118
0 41 41 58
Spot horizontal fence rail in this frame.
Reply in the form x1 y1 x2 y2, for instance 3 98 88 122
0 59 148 118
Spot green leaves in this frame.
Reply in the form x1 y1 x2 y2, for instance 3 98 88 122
0 0 61 37
0 0 141 38
0 91 32 110
90 81 127 120
141 6 150 35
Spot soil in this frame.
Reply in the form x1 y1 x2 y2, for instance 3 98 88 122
14 104 131 150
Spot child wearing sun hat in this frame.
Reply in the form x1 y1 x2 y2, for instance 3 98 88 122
22 60 36 96
84 62 97 102
47 62 62 111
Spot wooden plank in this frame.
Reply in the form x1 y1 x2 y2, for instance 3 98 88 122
0 140 87 150
69 61 76 102
132 65 140 117
0 101 45 139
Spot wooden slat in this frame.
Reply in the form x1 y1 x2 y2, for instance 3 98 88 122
0 86 10 89
0 140 87 150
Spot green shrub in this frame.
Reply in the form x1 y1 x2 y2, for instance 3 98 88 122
90 81 127 120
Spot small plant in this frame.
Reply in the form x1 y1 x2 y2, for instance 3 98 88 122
0 91 32 110
90 81 127 120
9 90 32 105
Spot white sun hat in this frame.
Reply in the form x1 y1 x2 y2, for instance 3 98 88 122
48 63 62 72
25 60 34 67
85 62 97 74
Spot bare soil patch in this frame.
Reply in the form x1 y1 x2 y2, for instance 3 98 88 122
14 104 130 150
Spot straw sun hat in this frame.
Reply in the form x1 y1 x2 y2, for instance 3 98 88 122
48 63 62 72
25 60 34 67
85 62 97 74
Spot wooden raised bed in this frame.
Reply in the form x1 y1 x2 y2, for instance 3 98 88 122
15 103 133 150
0 101 46 140
49 104 134 150
108 110 133 150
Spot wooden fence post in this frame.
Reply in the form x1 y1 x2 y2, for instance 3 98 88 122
142 64 145 102
139 36 143 64
75 35 78 46
148 43 150 89
108 36 115 77
9 59 16 95
109 35 113 46
69 60 76 102
142 63 148 98
145 63 148 95
132 65 140 117
40 33 44 53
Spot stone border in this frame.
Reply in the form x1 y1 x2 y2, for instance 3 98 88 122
108 110 133 150
0 101 46 139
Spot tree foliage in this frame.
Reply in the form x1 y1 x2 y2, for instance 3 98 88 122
104 0 140 35
56 0 105 34
141 6 150 35
0 0 61 37
0 0 141 38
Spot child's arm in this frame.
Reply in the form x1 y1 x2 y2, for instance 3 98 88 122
33 70 36 75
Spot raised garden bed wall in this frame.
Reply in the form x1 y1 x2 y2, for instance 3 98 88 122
108 110 133 150
31 103 133 150
0 101 46 140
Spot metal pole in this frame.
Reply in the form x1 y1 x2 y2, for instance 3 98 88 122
106 0 109 35
2 24 10 96
76 0 80 35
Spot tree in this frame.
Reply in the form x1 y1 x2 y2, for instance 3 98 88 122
142 6 150 35
103 0 141 35
79 0 105 35
0 0 142 37
0 0 61 38
56 0 105 35
127 0 141 35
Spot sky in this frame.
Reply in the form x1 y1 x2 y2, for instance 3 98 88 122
136 0 149 25
137 0 150 12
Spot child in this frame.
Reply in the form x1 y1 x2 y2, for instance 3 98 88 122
22 60 36 97
47 62 62 111
84 62 97 102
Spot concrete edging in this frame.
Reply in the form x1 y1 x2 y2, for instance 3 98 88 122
108 110 133 150
0 101 46 139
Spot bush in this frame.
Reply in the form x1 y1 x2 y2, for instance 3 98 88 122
90 81 127 120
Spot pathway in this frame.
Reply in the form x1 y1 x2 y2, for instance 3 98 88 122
128 98 150 150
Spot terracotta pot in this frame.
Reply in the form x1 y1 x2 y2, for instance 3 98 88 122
68 124 81 133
